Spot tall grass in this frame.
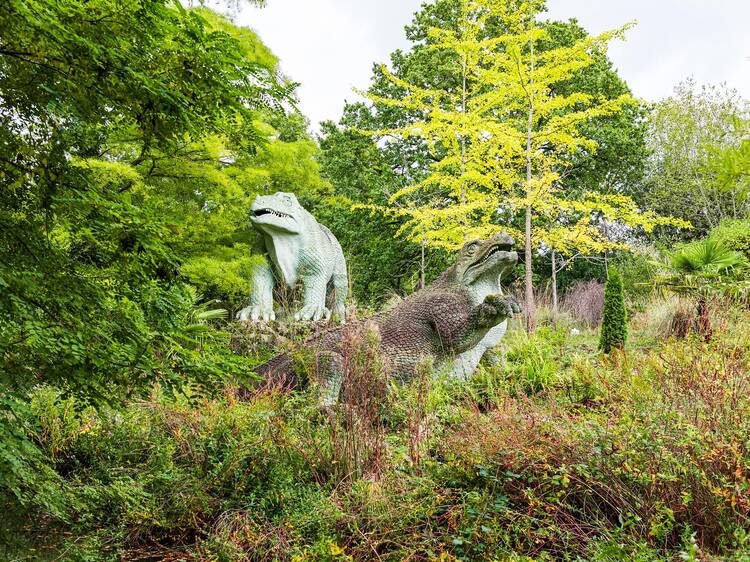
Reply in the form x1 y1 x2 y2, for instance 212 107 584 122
562 279 605 327
5 300 750 561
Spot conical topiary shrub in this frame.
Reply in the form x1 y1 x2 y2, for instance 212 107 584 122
599 269 627 353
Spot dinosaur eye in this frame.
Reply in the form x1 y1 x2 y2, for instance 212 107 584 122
283 195 292 206
466 242 480 255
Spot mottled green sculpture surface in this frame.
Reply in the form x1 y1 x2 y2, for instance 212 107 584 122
236 192 348 322
255 232 520 403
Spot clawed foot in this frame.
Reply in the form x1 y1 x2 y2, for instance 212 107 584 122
477 294 522 327
236 305 275 321
294 303 331 322
331 304 346 324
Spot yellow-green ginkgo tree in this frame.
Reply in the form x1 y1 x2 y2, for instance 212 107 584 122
357 0 688 331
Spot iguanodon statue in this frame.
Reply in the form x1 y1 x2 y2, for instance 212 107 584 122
236 192 348 322
253 232 521 403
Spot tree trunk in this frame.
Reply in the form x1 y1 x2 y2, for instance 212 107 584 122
525 206 536 332
696 296 712 341
420 243 425 290
524 2 536 333
551 250 558 313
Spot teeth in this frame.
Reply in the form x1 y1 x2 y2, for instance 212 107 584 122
479 245 513 265
482 247 499 263
255 208 290 218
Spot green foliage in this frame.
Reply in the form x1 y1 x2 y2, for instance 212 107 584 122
611 250 657 305
5 1 750 560
709 115 750 197
317 0 656 303
641 81 750 237
651 237 749 339
355 0 680 253
494 325 579 394
314 120 450 304
181 245 261 304
0 0 297 515
599 269 628 352
709 218 750 258
7 310 750 560
670 239 746 275
0 0 287 398
656 238 748 299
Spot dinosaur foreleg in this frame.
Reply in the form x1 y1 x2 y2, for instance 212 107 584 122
237 256 275 321
474 294 522 329
446 320 508 379
294 276 331 321
330 270 348 322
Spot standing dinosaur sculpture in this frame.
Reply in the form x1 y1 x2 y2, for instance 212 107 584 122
236 192 348 322
254 232 520 403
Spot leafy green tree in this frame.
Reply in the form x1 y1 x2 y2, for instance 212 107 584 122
0 0 288 396
0 0 290 512
708 115 750 209
354 0 685 331
709 219 750 259
318 0 657 308
137 108 327 309
599 269 627 352
315 119 450 305
642 81 750 236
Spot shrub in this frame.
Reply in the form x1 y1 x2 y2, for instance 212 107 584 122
653 238 748 340
709 218 750 258
599 269 627 352
328 321 391 482
613 248 659 306
441 329 750 558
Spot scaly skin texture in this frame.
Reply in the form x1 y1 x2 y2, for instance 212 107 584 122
236 192 348 322
255 232 520 403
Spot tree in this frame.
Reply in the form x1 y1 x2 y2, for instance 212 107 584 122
599 269 627 353
641 81 750 237
0 0 292 398
140 107 327 310
356 0 685 331
708 115 750 213
318 1 651 307
0 0 291 511
654 239 748 339
314 120 450 305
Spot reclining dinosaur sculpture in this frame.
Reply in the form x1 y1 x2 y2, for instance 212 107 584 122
253 232 520 403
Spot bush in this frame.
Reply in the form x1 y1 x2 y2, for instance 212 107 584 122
599 269 628 352
710 219 750 258
613 248 659 306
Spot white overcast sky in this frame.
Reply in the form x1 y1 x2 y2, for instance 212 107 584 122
209 0 750 131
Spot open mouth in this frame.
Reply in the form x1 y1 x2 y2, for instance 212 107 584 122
472 242 515 268
252 208 292 219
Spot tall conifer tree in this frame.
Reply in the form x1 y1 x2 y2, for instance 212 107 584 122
599 269 627 352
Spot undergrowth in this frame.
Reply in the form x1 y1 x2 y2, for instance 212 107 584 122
3 305 750 561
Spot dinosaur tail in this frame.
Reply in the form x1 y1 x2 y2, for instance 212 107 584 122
238 353 299 400
237 323 346 400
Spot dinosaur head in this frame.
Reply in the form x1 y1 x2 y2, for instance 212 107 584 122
250 192 305 234
453 232 518 289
